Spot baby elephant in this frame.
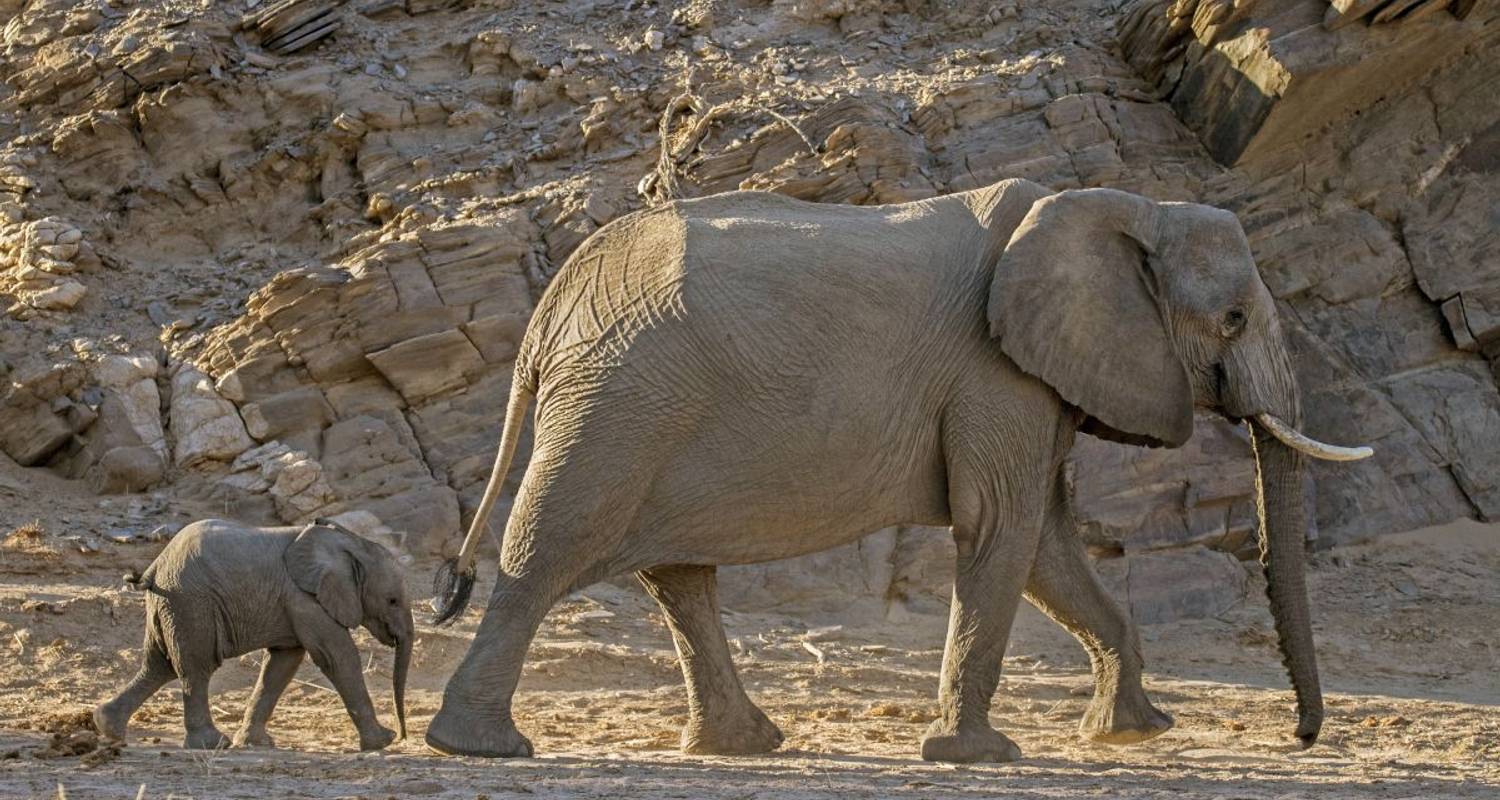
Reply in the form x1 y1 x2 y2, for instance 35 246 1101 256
94 519 412 751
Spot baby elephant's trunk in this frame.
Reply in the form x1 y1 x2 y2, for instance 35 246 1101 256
393 607 412 739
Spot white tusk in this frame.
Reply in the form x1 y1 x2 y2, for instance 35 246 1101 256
1253 413 1374 462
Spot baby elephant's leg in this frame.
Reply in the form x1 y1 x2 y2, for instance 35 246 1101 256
179 658 230 750
304 626 394 751
638 564 783 755
233 647 305 748
95 639 175 741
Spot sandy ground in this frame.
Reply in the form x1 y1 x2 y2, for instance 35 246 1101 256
1 461 1497 799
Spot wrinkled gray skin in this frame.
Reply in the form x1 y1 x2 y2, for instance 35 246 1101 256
427 178 1328 762
94 520 412 751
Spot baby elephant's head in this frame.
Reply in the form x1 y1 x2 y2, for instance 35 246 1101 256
285 521 411 739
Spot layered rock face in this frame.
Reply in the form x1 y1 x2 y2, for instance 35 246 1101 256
0 0 1494 621
1118 0 1500 545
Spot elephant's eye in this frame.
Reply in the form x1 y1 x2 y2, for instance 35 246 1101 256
1222 309 1247 337
389 598 399 606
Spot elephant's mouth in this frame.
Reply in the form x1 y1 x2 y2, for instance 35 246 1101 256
1213 363 1373 463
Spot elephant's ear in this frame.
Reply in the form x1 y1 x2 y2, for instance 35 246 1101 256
988 189 1194 448
285 524 364 628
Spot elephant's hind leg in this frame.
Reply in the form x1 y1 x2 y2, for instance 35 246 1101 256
428 431 653 758
638 564 783 755
233 647 305 748
1025 476 1171 744
426 567 584 758
95 638 174 742
179 659 230 750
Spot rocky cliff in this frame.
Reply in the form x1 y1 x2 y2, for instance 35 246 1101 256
0 0 1494 620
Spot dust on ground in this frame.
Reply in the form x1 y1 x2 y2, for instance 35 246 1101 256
1 462 1496 799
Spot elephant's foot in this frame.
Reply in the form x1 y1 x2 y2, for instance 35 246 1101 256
93 702 129 742
184 727 231 750
359 725 397 752
425 705 533 758
920 720 1022 763
231 727 274 749
1080 686 1173 745
681 704 784 755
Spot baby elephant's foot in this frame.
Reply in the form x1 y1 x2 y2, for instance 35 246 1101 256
682 704 784 755
920 720 1022 764
231 727 275 749
426 706 533 758
184 727 231 750
93 702 129 742
1080 688 1173 745
360 725 397 752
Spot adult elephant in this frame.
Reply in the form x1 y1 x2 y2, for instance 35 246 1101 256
425 178 1370 762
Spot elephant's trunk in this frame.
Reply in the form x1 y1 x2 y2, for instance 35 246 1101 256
1221 321 1368 748
393 607 412 740
1249 423 1322 747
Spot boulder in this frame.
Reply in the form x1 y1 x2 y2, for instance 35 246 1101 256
87 445 166 494
169 365 255 467
0 399 73 466
222 441 337 522
0 359 87 466
91 354 167 461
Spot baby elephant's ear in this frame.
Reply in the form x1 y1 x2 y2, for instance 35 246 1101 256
285 524 363 628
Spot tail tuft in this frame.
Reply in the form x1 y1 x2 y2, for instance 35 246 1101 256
430 558 475 626
122 571 145 589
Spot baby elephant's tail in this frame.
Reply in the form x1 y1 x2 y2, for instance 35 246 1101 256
123 568 164 596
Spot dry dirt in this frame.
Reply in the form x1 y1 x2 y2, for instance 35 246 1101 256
1 461 1496 799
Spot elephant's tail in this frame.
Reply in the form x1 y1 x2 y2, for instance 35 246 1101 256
123 564 165 597
430 371 535 625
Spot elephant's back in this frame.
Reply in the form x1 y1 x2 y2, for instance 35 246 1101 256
522 190 985 400
147 520 297 593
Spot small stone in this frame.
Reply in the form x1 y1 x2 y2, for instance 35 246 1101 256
803 625 843 642
146 524 179 542
582 194 616 226
332 112 368 136
644 28 664 51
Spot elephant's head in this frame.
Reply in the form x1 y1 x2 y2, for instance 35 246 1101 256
286 521 412 739
989 188 1372 748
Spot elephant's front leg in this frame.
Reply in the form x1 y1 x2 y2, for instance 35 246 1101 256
1025 475 1172 744
637 564 783 755
302 627 394 751
920 408 1054 765
233 647 305 748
